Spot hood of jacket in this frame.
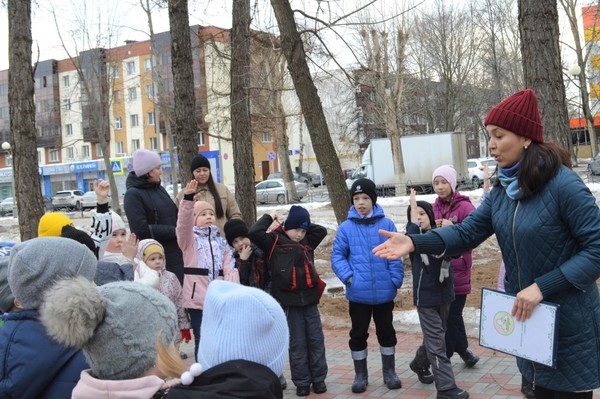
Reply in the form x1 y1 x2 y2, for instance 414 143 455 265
72 370 166 399
125 171 161 190
166 360 282 399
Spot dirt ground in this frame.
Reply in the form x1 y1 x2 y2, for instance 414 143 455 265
313 227 503 329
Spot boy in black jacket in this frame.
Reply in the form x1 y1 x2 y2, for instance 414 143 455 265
249 205 328 397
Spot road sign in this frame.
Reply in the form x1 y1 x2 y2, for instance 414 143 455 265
110 159 124 175
268 151 276 161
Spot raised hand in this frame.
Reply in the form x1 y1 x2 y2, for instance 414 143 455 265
483 163 491 193
95 179 110 204
373 230 415 259
239 243 252 261
123 232 139 261
184 180 198 195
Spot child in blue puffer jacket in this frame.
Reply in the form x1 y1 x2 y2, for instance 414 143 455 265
331 178 404 393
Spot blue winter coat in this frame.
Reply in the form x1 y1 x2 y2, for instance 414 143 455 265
332 205 403 305
433 166 600 392
0 309 88 399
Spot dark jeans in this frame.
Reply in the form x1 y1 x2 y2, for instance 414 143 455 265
348 301 397 351
286 305 328 387
534 386 593 399
445 294 468 358
188 308 203 360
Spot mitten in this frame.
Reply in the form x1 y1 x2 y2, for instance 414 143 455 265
181 329 191 343
439 258 451 283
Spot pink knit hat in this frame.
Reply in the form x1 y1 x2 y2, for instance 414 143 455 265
432 165 457 192
484 89 544 143
132 149 162 176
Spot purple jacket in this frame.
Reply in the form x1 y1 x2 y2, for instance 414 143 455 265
433 192 475 295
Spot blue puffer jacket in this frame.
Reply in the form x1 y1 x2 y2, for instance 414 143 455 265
0 310 88 398
332 205 403 305
434 166 600 392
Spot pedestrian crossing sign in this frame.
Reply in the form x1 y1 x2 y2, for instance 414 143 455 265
110 159 124 175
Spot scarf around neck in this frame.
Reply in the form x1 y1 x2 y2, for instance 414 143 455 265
498 162 524 200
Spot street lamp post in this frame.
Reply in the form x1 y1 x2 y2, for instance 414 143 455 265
1 141 16 218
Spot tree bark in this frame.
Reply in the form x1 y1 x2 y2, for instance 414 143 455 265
168 0 199 185
8 0 44 240
519 0 571 151
230 0 257 224
270 0 350 224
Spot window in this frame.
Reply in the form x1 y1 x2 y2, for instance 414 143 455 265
63 99 71 111
146 84 154 98
149 137 158 150
130 114 139 127
147 111 155 126
144 58 152 71
111 65 119 78
198 132 205 146
261 131 272 143
82 145 90 158
63 75 70 87
128 87 137 101
116 141 124 154
115 116 122 130
66 147 74 159
65 123 73 136
96 145 103 157
0 83 7 95
114 90 121 103
5 155 12 167
132 139 140 151
127 61 136 75
49 149 60 162
0 106 8 119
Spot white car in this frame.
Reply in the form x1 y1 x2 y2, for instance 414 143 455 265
52 190 85 210
255 179 308 204
467 158 497 187
0 197 14 216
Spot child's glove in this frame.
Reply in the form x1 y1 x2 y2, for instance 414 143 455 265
181 329 191 343
439 258 451 283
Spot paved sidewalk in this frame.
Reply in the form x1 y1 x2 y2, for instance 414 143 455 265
182 329 600 398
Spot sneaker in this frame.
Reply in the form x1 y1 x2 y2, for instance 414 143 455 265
437 387 469 399
279 375 287 390
409 360 434 384
296 386 310 396
312 381 327 394
458 350 480 368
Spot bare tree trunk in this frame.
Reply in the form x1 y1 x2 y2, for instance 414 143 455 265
168 0 199 184
270 0 351 224
8 0 44 240
230 0 257 224
519 0 570 151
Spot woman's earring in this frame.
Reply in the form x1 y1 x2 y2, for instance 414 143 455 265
524 145 528 149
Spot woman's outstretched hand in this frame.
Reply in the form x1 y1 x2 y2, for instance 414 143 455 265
373 230 415 259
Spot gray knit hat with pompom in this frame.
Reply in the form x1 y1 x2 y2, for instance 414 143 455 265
40 277 178 380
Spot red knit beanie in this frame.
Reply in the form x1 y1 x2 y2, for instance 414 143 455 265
484 89 544 143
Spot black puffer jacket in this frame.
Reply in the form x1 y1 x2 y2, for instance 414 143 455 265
124 172 183 282
164 359 282 399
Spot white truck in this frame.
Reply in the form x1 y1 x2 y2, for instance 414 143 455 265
346 131 469 194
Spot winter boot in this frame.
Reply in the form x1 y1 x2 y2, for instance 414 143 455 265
521 376 535 399
380 346 402 390
458 350 479 368
351 349 368 393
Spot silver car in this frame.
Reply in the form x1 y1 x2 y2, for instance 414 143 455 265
255 179 308 204
0 197 14 216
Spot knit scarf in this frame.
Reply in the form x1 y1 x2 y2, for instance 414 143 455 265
498 162 524 200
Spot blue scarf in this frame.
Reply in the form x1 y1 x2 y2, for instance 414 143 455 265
498 162 524 200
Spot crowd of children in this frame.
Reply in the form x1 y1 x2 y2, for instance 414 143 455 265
0 166 501 399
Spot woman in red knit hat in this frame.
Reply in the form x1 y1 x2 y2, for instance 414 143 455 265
374 89 600 399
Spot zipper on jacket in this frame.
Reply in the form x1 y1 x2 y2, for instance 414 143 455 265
191 282 196 299
512 201 522 290
208 226 216 280
416 267 423 306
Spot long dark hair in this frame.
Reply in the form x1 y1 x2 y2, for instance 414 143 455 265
205 172 225 218
494 142 571 196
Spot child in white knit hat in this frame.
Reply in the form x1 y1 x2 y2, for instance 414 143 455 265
41 278 179 399
176 179 239 359
156 280 289 398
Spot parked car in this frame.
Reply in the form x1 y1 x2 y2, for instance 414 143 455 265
587 153 600 175
267 172 309 185
52 190 85 210
81 191 98 210
0 197 14 216
42 195 53 211
467 158 497 187
255 179 308 204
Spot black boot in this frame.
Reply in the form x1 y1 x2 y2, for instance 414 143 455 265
351 357 368 392
458 350 479 368
380 347 402 390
